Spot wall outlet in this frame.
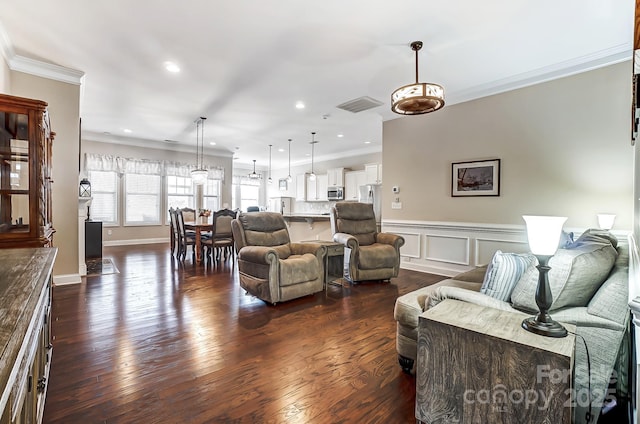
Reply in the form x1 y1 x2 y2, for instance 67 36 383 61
391 202 402 209
107 229 113 236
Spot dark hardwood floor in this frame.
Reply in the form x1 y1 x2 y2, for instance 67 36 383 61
43 244 446 423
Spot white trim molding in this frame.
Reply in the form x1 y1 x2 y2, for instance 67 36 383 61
53 273 82 286
104 237 168 247
383 220 529 276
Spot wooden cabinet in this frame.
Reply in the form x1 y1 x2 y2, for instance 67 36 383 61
344 170 366 201
0 94 55 249
327 167 346 187
0 248 56 424
364 163 382 185
306 174 328 201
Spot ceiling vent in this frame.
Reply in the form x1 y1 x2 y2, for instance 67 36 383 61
163 139 179 143
336 96 384 113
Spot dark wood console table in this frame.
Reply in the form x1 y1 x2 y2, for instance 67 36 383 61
0 248 57 423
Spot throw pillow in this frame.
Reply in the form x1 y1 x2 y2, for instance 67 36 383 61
480 251 536 302
510 236 618 312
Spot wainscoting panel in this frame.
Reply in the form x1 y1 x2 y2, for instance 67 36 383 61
475 238 529 267
383 220 529 277
425 235 469 266
394 232 421 258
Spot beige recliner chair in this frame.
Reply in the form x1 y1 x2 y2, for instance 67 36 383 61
330 202 404 283
231 212 326 304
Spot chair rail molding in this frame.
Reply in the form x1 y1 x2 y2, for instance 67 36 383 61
382 219 625 277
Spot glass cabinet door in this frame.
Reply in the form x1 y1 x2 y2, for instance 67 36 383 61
0 111 30 234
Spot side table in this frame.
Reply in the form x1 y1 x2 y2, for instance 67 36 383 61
301 240 344 289
416 299 576 424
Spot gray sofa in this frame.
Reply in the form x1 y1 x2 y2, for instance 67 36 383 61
394 230 632 423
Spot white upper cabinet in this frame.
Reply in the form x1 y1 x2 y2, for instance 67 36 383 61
365 163 382 185
327 167 346 187
344 170 366 201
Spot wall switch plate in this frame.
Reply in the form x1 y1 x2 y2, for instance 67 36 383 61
391 202 402 209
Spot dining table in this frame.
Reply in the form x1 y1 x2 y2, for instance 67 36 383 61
184 216 213 264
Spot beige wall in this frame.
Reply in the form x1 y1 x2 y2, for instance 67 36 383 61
10 71 81 278
82 139 233 243
383 62 634 231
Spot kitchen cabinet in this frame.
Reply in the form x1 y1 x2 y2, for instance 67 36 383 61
0 248 56 424
327 167 347 187
295 174 307 201
344 170 366 201
365 163 382 185
0 94 55 249
306 174 328 201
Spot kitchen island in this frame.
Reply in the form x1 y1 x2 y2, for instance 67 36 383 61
282 214 332 241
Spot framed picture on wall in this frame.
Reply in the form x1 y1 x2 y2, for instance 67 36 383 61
279 178 288 191
451 159 500 197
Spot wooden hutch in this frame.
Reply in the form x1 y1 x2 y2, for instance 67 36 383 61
0 93 55 248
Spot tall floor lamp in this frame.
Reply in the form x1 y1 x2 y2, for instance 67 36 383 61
521 215 568 338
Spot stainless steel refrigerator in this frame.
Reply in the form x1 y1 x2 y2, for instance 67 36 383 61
358 184 382 231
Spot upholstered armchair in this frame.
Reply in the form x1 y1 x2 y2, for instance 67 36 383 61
231 212 326 304
330 202 404 283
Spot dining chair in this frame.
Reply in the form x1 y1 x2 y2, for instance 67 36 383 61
176 208 198 261
168 207 180 256
203 208 237 261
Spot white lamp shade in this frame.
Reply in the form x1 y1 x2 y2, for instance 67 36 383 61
191 169 208 185
597 214 616 230
522 215 568 256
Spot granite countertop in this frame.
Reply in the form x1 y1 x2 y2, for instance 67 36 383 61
283 213 331 220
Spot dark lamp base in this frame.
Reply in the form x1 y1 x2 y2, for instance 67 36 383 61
522 317 568 338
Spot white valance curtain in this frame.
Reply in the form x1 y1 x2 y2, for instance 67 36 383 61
85 153 225 181
232 174 262 186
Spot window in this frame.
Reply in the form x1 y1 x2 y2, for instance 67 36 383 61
87 170 118 224
240 184 260 212
203 178 220 211
167 175 194 212
125 174 161 225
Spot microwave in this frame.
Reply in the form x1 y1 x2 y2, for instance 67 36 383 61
327 186 344 201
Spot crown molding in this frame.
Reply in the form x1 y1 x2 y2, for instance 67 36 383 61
83 130 235 158
0 20 84 85
446 43 632 106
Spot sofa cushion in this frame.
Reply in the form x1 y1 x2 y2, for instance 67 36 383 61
279 254 320 286
511 233 618 312
480 251 536 301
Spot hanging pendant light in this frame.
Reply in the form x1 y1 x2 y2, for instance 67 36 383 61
267 144 273 184
286 138 293 183
248 159 260 179
391 41 445 115
190 117 208 185
309 132 317 182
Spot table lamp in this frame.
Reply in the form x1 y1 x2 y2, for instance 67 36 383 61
521 215 568 338
597 214 616 231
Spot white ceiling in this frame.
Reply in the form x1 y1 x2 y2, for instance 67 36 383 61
0 0 634 170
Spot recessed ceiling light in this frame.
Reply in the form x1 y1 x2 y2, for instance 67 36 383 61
123 128 132 133
337 134 344 138
295 101 305 109
164 61 180 73
364 141 371 144
209 142 216 146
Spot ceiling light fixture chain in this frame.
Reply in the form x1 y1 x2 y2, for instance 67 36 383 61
286 139 293 183
191 116 208 185
391 40 445 115
309 132 317 181
268 144 273 184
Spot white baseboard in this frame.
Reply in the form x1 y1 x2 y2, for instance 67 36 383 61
53 273 82 286
104 237 168 247
400 262 460 278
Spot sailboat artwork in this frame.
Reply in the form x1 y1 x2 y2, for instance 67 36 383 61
451 159 501 197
